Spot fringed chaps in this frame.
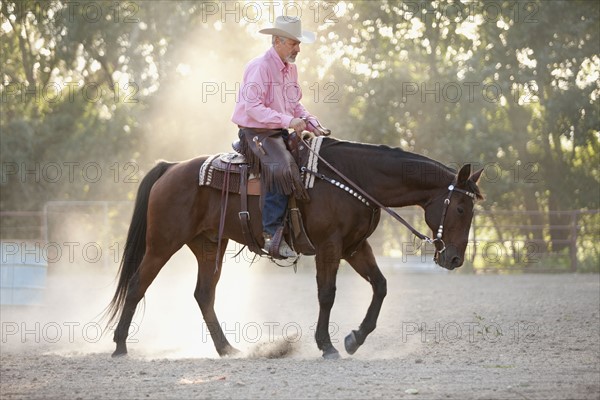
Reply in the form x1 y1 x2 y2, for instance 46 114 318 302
238 128 309 201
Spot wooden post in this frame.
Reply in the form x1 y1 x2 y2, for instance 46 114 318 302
471 213 477 264
570 211 578 272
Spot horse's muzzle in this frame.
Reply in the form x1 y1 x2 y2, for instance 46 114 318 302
433 242 463 270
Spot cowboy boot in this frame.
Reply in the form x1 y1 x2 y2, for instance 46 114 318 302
277 238 297 258
263 233 298 258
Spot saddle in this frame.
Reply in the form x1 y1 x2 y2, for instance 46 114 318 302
199 133 326 259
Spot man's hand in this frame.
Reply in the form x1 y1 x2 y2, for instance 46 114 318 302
302 117 331 137
289 118 307 133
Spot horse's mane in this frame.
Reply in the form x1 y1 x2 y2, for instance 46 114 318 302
318 137 483 199
319 137 454 172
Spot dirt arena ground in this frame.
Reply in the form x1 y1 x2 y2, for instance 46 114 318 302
1 252 599 399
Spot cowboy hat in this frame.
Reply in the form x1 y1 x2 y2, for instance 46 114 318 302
259 16 316 44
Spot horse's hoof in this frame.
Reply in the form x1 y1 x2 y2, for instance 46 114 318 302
344 331 360 355
111 342 128 358
220 345 241 358
322 348 340 360
111 349 127 358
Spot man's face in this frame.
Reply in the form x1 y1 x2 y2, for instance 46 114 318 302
276 37 301 63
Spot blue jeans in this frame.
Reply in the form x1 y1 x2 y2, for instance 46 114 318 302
262 191 288 236
263 130 290 236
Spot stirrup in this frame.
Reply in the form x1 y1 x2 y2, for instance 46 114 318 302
263 235 297 258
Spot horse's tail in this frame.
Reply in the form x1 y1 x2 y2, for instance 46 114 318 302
104 160 176 328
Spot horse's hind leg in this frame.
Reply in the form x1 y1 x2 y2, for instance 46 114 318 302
188 235 239 357
112 250 172 357
343 240 387 355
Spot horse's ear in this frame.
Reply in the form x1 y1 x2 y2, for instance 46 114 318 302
457 164 471 185
470 168 484 184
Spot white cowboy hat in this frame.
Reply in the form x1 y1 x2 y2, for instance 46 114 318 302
259 16 316 44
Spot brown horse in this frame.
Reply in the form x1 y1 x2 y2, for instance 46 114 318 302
106 137 483 359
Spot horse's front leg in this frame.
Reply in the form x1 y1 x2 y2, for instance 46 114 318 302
314 244 342 359
343 240 387 355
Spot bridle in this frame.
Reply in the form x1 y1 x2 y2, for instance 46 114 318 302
297 124 478 264
431 184 478 262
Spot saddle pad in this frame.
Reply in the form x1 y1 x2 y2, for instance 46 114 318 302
303 135 324 189
198 154 222 187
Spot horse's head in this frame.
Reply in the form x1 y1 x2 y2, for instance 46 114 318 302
424 164 484 270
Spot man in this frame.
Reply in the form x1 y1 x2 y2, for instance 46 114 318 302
232 16 323 258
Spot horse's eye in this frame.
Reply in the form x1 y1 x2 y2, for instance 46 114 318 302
457 206 465 215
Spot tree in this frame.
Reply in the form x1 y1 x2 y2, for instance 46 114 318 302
0 0 201 209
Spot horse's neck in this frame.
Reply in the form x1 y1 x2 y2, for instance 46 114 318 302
372 159 452 208
323 140 453 208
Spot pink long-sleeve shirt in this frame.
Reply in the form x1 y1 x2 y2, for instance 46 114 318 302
232 47 314 129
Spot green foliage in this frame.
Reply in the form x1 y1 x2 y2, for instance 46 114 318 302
0 0 205 209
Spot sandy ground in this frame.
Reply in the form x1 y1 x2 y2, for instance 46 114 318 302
1 251 599 400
